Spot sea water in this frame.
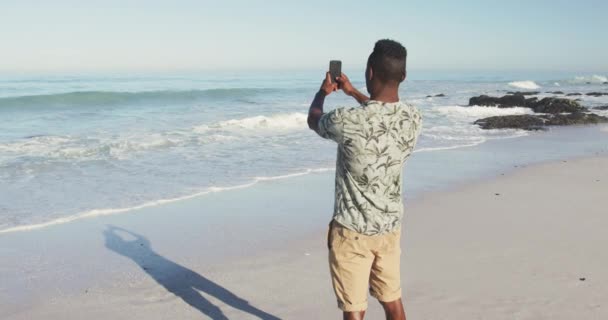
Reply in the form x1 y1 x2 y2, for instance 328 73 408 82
1 70 607 233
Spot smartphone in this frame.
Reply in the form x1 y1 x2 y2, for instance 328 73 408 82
329 60 342 83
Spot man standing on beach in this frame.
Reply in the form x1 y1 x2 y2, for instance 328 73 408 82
307 39 422 320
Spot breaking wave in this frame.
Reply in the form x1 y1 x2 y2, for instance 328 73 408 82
194 112 308 132
508 81 540 90
569 75 608 84
0 112 308 162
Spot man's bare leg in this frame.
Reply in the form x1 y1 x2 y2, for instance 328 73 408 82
343 311 366 320
379 298 406 320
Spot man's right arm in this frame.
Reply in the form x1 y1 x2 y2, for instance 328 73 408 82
336 73 369 105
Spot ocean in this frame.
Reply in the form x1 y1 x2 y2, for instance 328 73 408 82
1 70 607 233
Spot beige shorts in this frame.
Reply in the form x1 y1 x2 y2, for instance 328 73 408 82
327 220 402 312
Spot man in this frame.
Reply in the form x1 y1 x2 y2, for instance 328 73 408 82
307 39 422 320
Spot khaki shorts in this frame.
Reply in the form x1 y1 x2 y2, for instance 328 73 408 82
327 220 402 312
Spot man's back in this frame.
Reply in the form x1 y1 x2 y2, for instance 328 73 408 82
308 39 417 319
318 100 422 235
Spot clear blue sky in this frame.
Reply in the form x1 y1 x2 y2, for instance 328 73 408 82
1 0 606 73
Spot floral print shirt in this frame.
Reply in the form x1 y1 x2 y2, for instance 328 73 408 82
317 100 422 235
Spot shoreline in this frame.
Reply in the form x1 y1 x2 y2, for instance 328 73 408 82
2 123 608 236
2 155 607 319
1 124 608 319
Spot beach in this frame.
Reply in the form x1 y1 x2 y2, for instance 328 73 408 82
2 72 608 319
2 1 608 319
1 142 607 319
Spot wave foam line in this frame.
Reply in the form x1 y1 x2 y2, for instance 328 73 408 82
194 112 307 132
570 75 607 84
415 130 530 153
414 141 485 153
0 167 334 235
508 80 540 90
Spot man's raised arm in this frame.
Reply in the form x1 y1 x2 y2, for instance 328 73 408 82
308 72 337 132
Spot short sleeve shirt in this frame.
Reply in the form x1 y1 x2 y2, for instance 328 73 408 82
316 100 422 235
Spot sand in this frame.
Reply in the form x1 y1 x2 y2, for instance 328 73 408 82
1 156 607 319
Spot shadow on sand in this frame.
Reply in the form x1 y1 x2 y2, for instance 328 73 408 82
103 225 281 320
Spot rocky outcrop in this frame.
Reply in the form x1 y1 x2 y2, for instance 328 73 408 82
547 91 564 94
586 92 608 97
545 112 608 126
474 112 608 131
469 95 585 113
469 94 527 108
566 93 582 96
593 106 608 110
530 97 586 113
426 93 446 98
474 115 545 130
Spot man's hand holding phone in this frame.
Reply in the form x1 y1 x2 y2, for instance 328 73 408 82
335 73 356 96
336 72 370 104
320 72 338 96
319 60 370 104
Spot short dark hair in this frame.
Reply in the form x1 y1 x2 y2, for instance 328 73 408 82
367 39 407 83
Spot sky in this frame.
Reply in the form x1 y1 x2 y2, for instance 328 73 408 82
1 0 607 73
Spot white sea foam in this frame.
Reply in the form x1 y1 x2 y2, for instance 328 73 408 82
416 128 529 153
570 75 608 84
0 134 179 161
0 130 239 163
414 141 485 153
194 113 307 133
508 80 540 90
0 112 309 162
435 106 534 118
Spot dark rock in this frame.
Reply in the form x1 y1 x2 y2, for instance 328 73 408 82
435 93 445 97
469 94 527 108
525 97 538 107
531 97 586 113
579 277 586 281
566 93 582 96
469 94 583 113
586 92 608 97
506 91 540 96
426 95 431 98
593 106 608 110
474 115 546 130
546 91 564 94
604 82 608 85
474 112 608 130
469 95 587 113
